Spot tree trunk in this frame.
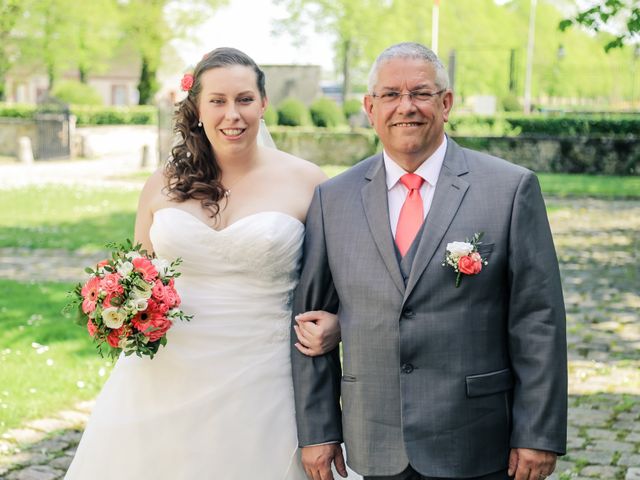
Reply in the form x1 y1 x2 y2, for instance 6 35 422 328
341 38 351 104
79 65 88 84
138 56 159 105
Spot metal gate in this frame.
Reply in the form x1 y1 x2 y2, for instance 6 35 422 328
34 98 71 160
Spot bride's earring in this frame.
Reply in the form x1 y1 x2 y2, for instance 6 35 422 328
198 120 203 127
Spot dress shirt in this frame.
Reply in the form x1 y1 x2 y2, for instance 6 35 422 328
384 136 447 237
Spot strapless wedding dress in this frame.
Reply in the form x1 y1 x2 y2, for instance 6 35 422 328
65 208 310 479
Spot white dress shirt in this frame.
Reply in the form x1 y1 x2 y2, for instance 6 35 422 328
384 136 448 237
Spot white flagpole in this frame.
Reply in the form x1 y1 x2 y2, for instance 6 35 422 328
432 0 440 55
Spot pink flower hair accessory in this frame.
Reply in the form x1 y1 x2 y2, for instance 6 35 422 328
180 73 194 92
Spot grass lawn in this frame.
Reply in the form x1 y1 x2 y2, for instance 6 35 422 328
537 173 640 199
0 279 112 436
0 185 139 251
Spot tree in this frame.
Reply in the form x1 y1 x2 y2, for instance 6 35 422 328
559 0 640 51
274 0 390 101
118 0 228 105
0 0 24 100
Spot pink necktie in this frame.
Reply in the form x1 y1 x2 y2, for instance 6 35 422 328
395 173 425 256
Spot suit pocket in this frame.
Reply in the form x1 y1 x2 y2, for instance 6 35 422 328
341 374 357 383
465 368 513 398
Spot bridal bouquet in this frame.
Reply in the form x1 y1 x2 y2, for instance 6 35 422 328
67 240 191 360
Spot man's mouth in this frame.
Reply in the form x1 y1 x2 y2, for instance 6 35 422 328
392 122 423 127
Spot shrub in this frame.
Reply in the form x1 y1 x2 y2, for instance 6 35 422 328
310 97 346 128
52 80 103 106
277 98 311 126
263 104 278 126
71 105 157 125
500 93 521 112
343 98 363 119
0 103 36 119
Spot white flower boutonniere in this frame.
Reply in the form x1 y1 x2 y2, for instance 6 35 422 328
443 232 488 288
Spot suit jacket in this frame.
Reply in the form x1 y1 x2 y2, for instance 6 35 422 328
291 139 567 478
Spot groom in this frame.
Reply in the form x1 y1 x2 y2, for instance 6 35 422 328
291 42 567 480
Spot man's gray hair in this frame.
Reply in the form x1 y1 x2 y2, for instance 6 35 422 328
367 42 449 93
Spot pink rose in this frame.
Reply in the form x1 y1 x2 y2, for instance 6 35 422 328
106 327 123 348
101 273 123 295
146 316 173 342
180 73 194 92
163 284 179 308
87 319 98 337
132 257 158 282
101 292 122 308
96 259 109 268
152 280 165 302
81 276 101 313
458 254 483 275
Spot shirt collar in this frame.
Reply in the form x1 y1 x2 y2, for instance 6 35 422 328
383 136 448 191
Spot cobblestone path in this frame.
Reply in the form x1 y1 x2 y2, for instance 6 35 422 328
0 198 638 480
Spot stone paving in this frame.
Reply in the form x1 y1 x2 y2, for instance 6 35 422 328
0 163 638 479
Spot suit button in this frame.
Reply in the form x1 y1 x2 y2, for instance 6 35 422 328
403 309 415 318
401 363 414 374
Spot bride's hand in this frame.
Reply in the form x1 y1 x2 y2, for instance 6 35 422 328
293 310 341 357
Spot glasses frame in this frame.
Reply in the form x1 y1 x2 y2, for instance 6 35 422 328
370 88 447 105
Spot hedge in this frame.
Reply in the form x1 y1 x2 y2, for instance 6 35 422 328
0 103 157 125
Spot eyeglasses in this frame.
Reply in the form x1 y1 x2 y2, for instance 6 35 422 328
370 89 446 105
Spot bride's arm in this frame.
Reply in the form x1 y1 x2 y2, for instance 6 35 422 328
293 311 341 357
133 169 164 254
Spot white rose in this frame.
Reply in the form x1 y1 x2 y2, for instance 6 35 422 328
102 307 125 329
131 279 153 299
131 298 148 311
151 258 171 278
116 261 133 277
125 251 142 261
446 241 474 260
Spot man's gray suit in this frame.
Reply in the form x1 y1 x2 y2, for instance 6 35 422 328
291 139 567 478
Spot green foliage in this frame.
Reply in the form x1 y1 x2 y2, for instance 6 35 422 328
504 114 640 137
0 102 37 119
343 98 363 118
72 105 158 126
309 97 346 127
137 56 159 105
500 93 521 112
263 104 278 126
277 98 311 126
51 80 103 106
559 0 639 52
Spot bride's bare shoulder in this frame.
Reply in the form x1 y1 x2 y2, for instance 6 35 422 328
264 148 327 186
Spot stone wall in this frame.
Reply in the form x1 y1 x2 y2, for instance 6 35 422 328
270 128 378 165
454 136 639 175
0 119 38 157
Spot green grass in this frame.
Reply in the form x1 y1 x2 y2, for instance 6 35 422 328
0 185 139 251
537 173 640 199
0 280 112 436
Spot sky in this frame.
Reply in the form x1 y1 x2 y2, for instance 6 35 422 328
177 0 335 73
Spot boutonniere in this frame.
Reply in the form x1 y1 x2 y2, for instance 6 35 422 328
443 232 488 287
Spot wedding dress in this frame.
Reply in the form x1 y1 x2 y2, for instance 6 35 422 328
65 208 310 479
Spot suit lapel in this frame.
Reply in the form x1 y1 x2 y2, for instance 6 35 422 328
404 140 470 302
361 155 406 295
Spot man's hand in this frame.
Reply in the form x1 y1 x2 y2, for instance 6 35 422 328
508 448 557 480
301 443 347 480
294 311 341 357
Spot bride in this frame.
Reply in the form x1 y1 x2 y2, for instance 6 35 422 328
65 47 349 479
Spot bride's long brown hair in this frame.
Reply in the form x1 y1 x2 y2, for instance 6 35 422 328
164 47 266 217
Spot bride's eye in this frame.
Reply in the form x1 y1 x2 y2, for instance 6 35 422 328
210 98 225 105
238 97 254 104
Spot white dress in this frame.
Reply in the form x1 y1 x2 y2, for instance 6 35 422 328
65 208 310 479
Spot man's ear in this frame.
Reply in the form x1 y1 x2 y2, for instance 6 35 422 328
442 90 454 123
363 95 375 126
